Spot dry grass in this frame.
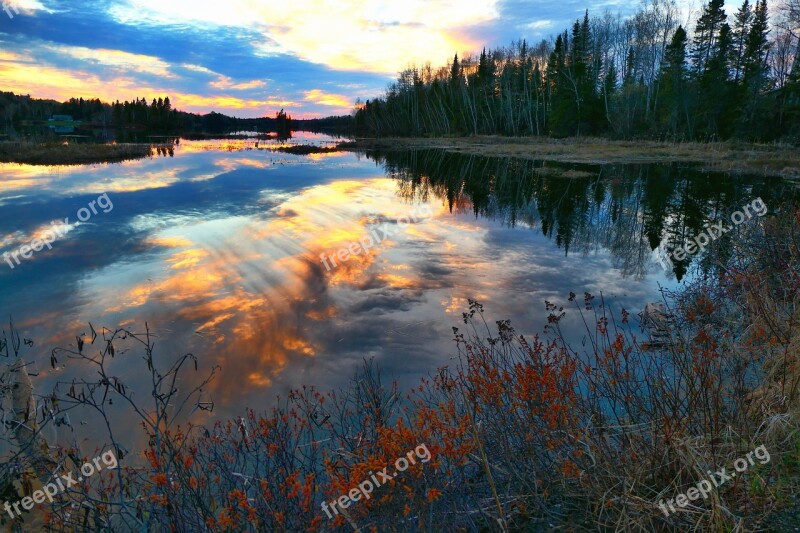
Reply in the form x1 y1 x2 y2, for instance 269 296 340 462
347 136 800 179
0 141 161 165
274 144 341 155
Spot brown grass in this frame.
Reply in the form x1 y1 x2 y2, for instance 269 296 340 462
0 141 161 165
346 136 800 179
274 144 341 155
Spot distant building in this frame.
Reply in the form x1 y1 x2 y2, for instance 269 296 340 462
49 115 76 133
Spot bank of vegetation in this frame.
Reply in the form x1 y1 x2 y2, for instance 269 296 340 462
346 135 800 178
355 0 800 143
0 141 172 165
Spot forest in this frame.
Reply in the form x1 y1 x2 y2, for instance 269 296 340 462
354 0 800 141
0 91 353 136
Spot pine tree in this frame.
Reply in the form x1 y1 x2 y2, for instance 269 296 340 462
742 0 770 89
738 0 772 135
623 48 636 87
547 34 571 136
692 0 727 74
450 54 461 85
731 0 753 83
700 22 734 137
604 60 618 101
658 26 690 138
477 48 490 83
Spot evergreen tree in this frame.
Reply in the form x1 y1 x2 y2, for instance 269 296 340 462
623 48 636 87
450 54 461 85
739 0 772 135
699 22 734 137
731 0 753 83
742 0 770 88
547 33 573 136
692 0 727 74
658 26 691 138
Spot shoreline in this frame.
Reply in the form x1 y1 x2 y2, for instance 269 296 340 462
4 137 798 176
0 141 160 166
0 140 342 166
343 136 800 179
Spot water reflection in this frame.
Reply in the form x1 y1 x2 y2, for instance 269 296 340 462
0 144 795 447
368 149 798 281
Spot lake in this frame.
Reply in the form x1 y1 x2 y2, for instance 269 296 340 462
0 133 795 446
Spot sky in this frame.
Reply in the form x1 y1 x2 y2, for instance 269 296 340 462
1 0 658 119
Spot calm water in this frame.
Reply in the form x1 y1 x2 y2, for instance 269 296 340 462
0 134 795 444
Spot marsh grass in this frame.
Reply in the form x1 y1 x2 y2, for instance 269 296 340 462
0 141 165 165
348 137 800 179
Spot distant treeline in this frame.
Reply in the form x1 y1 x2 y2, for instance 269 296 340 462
293 114 355 132
355 0 800 141
0 91 354 135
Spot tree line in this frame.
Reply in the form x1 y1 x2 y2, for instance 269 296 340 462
354 0 800 141
0 92 352 136
0 92 194 132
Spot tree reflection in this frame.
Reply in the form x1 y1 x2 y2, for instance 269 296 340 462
367 149 795 281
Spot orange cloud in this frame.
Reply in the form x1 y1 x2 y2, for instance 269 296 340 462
108 0 499 74
213 79 267 90
303 89 352 108
0 58 294 114
169 93 296 111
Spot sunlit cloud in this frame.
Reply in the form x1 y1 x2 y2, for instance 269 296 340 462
216 79 267 90
0 56 295 114
43 45 176 78
0 50 31 61
108 0 500 74
181 64 268 90
303 89 352 109
4 0 51 16
525 20 554 30
168 93 296 112
2 0 649 117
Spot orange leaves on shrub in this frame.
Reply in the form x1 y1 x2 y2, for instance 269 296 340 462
426 488 442 501
228 489 248 509
148 494 168 506
559 459 581 478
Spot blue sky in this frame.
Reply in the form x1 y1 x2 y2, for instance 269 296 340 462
1 0 651 118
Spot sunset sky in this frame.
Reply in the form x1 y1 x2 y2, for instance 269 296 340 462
2 0 655 118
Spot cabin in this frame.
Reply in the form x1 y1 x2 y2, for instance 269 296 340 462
48 115 77 133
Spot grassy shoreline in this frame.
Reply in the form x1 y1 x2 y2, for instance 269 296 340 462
345 136 800 179
0 140 346 165
0 141 163 166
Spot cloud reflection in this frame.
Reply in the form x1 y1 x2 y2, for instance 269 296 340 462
0 148 685 440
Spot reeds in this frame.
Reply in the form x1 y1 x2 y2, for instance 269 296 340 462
0 141 163 165
347 137 800 179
